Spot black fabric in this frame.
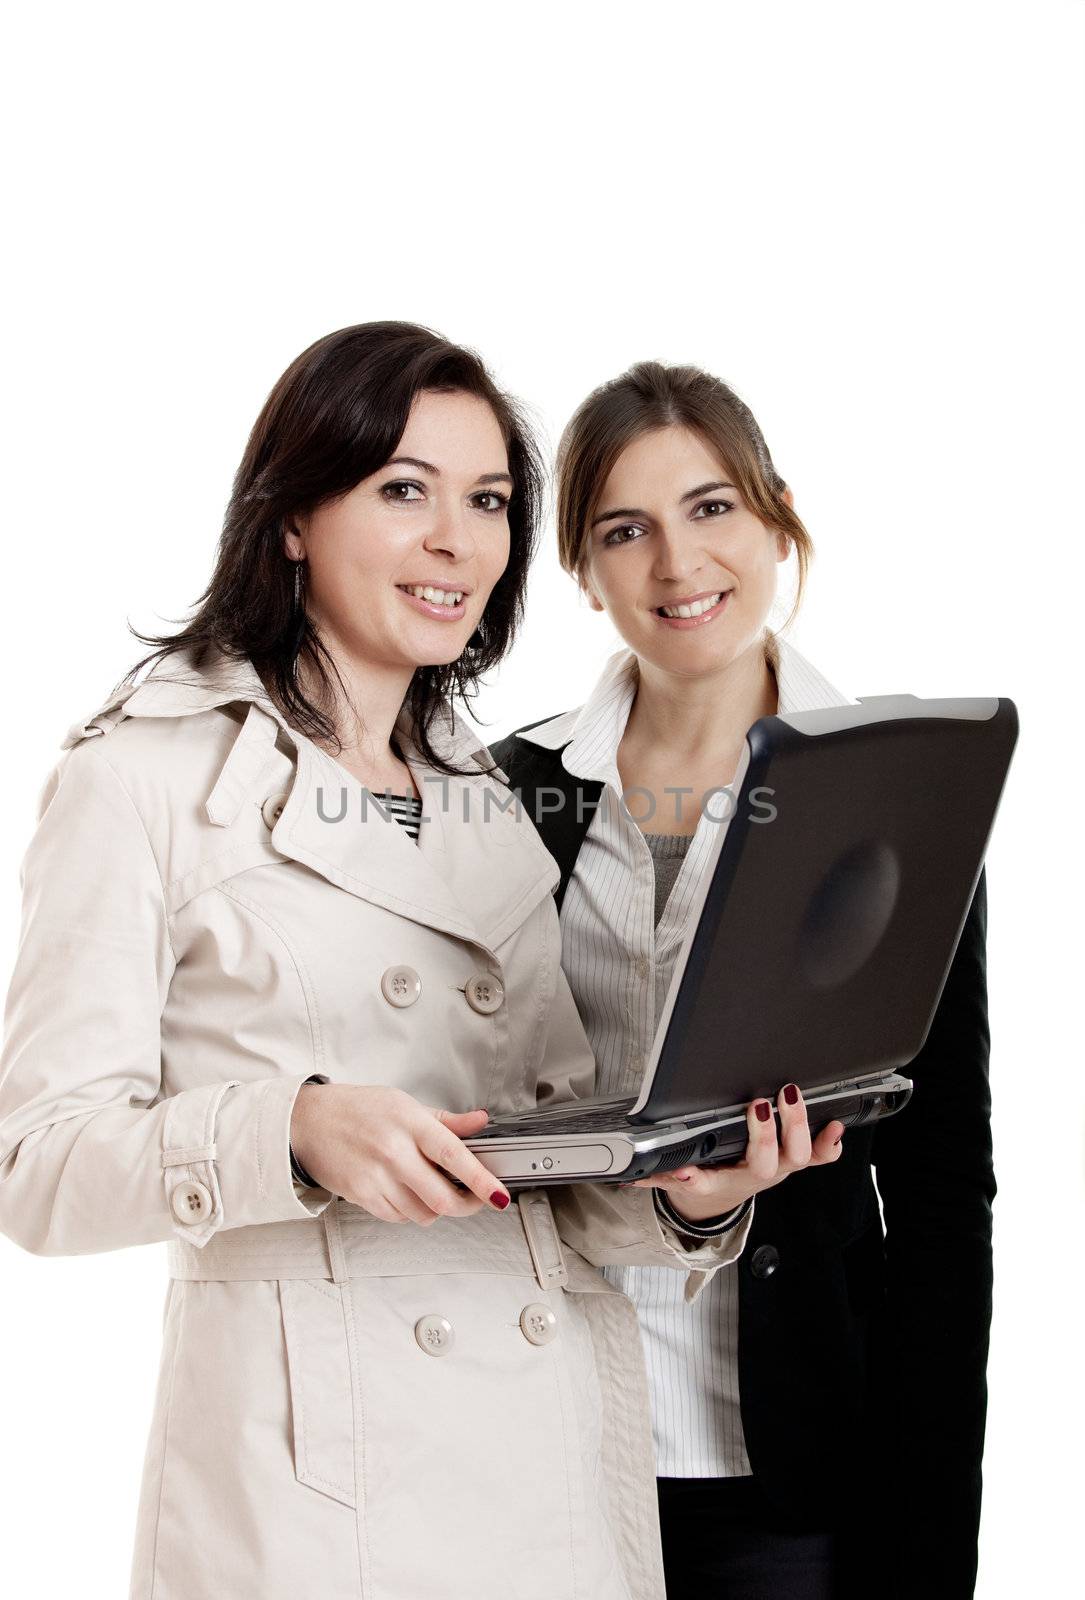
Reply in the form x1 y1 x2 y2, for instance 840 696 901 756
492 721 995 1600
656 1475 837 1598
491 720 603 915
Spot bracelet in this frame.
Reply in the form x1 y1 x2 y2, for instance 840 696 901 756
289 1143 320 1189
654 1189 752 1238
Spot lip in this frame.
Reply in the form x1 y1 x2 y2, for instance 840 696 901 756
396 582 471 622
653 590 733 628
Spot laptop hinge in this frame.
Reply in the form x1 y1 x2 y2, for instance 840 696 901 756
633 1068 907 1127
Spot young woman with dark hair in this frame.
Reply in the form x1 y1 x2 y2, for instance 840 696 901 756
0 324 805 1600
493 360 994 1600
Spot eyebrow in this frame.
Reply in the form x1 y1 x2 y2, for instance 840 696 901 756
591 482 736 528
385 456 514 487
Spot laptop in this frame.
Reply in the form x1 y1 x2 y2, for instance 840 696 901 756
468 693 1019 1188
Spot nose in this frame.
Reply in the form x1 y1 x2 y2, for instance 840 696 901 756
651 522 700 586
424 496 477 564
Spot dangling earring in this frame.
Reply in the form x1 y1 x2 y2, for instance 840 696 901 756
290 558 307 678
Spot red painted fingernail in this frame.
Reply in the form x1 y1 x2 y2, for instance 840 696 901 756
755 1101 772 1123
490 1190 510 1209
783 1083 799 1106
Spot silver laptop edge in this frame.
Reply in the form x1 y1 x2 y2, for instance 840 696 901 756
477 1071 913 1181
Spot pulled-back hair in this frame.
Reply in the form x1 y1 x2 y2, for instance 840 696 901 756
556 359 812 631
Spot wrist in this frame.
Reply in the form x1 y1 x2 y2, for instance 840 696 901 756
289 1074 329 1190
655 1188 752 1238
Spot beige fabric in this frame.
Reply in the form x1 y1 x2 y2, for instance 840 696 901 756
0 643 750 1600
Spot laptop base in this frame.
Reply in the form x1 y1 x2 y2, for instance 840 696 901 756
468 1073 913 1188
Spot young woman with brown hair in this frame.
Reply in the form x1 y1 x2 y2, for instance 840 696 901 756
493 360 993 1600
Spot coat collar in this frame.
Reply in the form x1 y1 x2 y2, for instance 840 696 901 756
62 643 505 777
516 632 855 784
62 645 554 956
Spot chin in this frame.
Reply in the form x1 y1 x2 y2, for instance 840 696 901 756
414 642 471 670
641 630 742 677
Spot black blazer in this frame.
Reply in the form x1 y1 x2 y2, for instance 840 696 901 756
492 723 995 1600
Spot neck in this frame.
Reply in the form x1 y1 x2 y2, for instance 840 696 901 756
297 625 415 763
623 635 779 763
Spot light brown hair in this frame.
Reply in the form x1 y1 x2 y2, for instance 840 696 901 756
556 360 813 633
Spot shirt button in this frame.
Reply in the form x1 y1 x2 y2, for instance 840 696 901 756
464 973 504 1015
519 1303 558 1346
635 956 651 980
170 1180 213 1225
414 1314 454 1355
261 792 288 830
381 966 422 1008
750 1244 780 1280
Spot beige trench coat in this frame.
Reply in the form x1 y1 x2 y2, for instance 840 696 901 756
0 644 749 1600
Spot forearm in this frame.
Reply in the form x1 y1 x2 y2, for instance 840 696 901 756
0 1073 330 1256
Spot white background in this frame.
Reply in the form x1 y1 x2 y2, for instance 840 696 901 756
1 2 1081 1593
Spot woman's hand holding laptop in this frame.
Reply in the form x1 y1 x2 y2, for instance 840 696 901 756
628 1083 845 1223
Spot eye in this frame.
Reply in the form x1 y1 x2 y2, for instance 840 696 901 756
692 498 734 519
381 479 425 503
471 490 510 514
602 523 647 547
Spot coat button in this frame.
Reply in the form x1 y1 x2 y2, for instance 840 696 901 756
170 1180 213 1224
414 1314 454 1355
261 792 288 829
519 1303 558 1346
464 973 504 1015
381 965 422 1007
750 1244 780 1279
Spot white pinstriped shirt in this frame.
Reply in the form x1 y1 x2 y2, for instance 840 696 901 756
517 632 854 1476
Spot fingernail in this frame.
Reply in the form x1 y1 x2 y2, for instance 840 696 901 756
755 1100 772 1123
783 1083 799 1106
490 1190 510 1209
833 1135 843 1147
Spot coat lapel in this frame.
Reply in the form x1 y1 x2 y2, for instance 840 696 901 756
63 645 558 956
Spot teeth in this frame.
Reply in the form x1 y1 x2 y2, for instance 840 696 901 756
660 593 723 619
405 585 464 607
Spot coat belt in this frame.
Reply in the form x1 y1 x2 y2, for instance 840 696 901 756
167 1193 588 1294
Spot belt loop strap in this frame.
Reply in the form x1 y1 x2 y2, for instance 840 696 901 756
517 1189 568 1290
322 1196 349 1284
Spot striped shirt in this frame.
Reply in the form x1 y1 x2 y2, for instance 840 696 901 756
516 631 854 1478
378 792 424 841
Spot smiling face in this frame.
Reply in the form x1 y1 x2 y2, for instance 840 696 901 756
580 424 791 679
284 389 513 673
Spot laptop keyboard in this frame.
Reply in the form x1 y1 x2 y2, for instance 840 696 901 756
478 1098 639 1138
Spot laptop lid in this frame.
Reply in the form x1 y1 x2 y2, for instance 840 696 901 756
630 694 1018 1122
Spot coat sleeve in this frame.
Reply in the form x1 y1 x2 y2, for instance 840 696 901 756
533 960 752 1304
846 868 994 1598
0 739 332 1258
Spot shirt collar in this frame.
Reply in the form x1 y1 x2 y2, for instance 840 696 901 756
516 632 855 784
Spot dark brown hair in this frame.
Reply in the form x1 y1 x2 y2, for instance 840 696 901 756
556 360 813 632
126 320 544 772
